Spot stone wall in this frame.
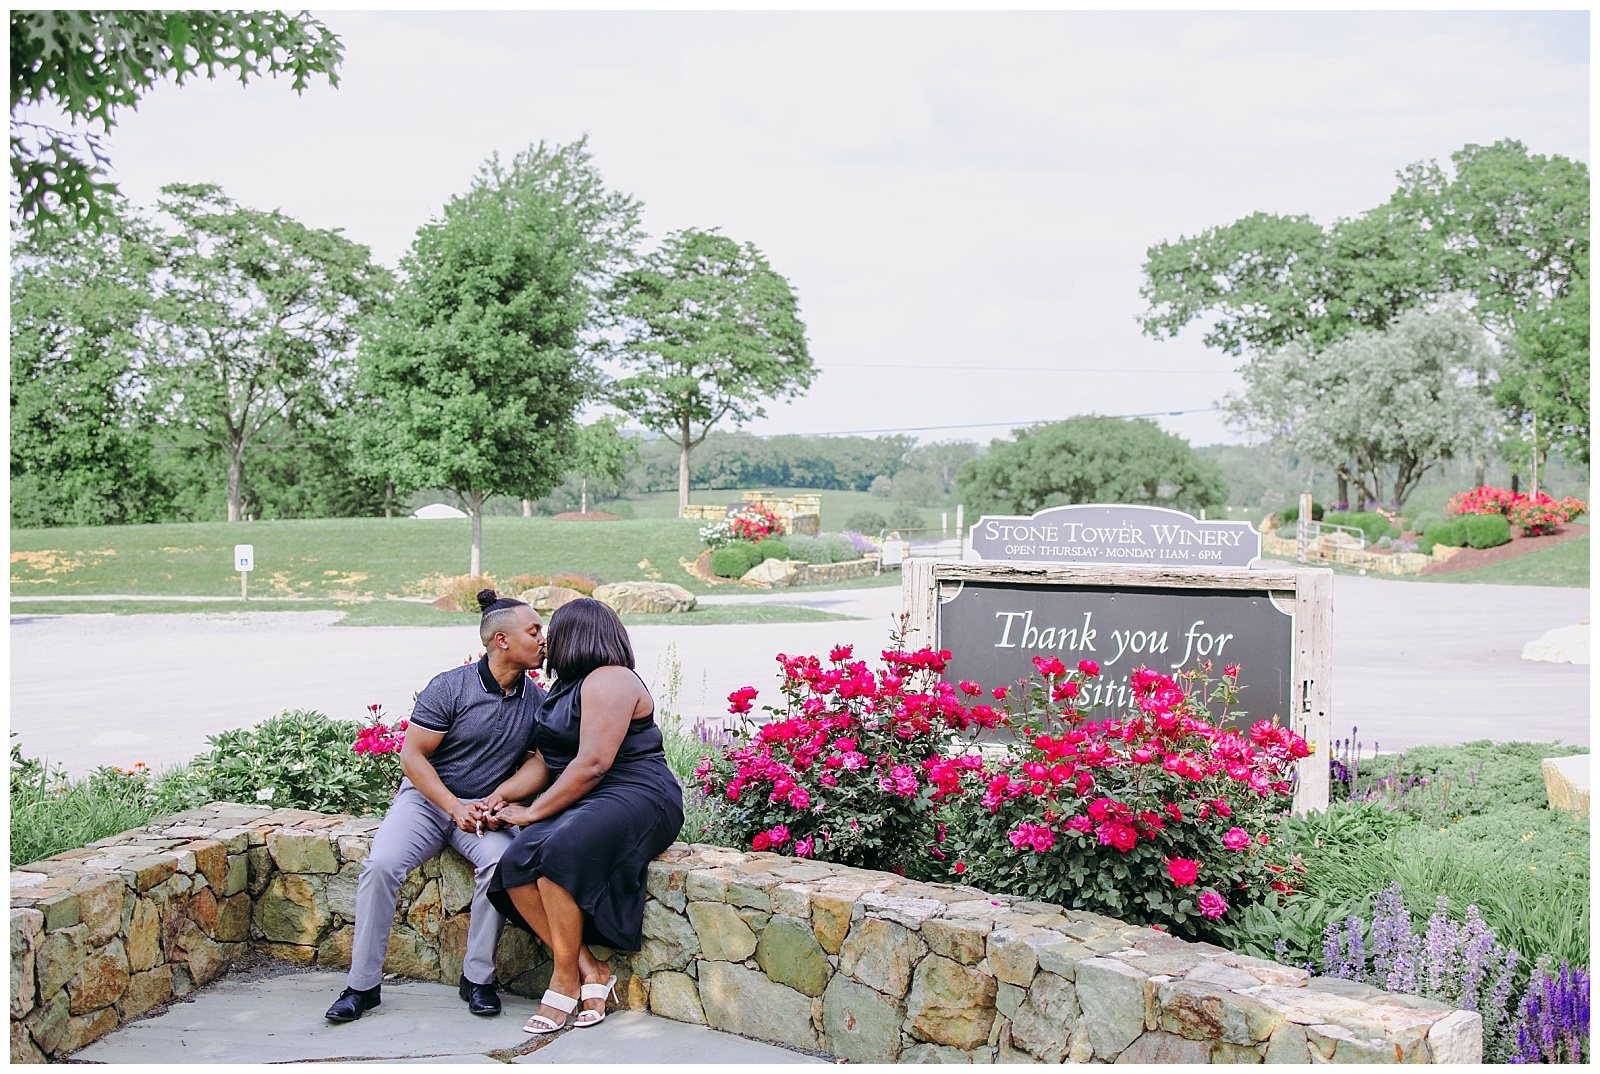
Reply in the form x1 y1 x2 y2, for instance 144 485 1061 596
800 558 879 585
10 804 1483 1063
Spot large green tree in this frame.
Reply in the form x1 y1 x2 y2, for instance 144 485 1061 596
9 203 169 526
1224 308 1496 507
954 416 1226 517
144 183 390 522
607 228 814 517
10 10 342 229
350 139 641 575
1140 140 1589 478
1493 278 1590 485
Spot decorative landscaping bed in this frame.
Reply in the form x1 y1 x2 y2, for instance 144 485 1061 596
9 803 1483 1064
1417 523 1589 576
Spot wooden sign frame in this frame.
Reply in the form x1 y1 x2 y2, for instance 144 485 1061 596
903 559 1333 812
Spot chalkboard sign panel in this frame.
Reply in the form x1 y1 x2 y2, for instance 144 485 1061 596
902 560 1333 812
938 581 1294 729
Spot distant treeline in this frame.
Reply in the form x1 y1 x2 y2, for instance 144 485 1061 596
627 433 915 494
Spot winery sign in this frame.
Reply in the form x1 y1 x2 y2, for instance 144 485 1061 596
904 509 1331 811
969 504 1262 569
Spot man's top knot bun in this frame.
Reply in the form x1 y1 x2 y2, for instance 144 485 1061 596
477 589 501 613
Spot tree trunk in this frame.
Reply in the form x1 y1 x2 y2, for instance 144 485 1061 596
1336 469 1349 510
385 480 394 519
466 490 485 577
581 479 588 515
1511 471 1520 495
521 499 532 517
678 417 692 518
1530 416 1541 500
226 442 246 522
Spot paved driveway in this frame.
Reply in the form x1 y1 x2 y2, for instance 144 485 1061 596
9 575 1588 776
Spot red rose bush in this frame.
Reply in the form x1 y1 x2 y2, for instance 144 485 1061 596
698 638 1310 939
940 658 1308 939
696 635 1001 874
1447 485 1587 537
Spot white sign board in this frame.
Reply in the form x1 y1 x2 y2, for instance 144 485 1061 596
880 539 908 568
234 544 255 572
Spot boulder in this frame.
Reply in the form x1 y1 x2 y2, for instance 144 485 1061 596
1522 624 1590 665
592 581 697 615
518 585 587 614
1542 755 1590 817
741 558 800 589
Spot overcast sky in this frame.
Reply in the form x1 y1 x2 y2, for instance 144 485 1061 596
64 9 1590 447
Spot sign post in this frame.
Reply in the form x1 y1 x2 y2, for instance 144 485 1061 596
1297 492 1311 565
234 544 254 601
905 504 1332 813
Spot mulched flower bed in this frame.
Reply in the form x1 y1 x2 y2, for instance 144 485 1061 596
1416 523 1588 576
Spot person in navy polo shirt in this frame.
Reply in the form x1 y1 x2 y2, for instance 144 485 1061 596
325 590 546 1023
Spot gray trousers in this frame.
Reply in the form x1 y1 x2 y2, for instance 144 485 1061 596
348 784 514 991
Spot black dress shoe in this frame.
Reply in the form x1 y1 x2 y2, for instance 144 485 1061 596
459 975 502 1016
325 984 381 1023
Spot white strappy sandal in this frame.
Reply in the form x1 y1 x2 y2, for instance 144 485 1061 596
575 975 618 1028
523 989 578 1034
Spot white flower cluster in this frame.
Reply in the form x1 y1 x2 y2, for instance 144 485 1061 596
699 518 736 548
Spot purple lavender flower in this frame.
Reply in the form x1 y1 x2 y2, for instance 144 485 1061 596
1511 960 1590 1064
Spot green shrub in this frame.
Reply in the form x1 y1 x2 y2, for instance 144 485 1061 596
885 502 926 531
1404 511 1443 536
709 541 762 578
753 538 790 562
1323 510 1400 544
1420 519 1467 553
1281 501 1325 524
1461 512 1512 549
783 533 830 564
843 509 888 535
822 534 861 562
10 739 160 867
156 710 398 816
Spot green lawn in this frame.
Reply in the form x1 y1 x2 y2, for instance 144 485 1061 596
10 516 723 598
7 597 862 627
1263 535 1589 588
1423 535 1589 588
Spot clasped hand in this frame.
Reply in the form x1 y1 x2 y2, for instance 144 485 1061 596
450 796 533 833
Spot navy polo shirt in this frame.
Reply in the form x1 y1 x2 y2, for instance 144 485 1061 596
406 657 545 800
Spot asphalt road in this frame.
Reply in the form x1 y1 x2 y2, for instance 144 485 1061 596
9 574 1588 777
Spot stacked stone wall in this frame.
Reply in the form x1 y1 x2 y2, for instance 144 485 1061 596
11 804 1483 1063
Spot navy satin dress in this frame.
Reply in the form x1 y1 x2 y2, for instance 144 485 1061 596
488 669 684 951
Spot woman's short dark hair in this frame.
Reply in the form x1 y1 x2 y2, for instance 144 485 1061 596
545 597 635 681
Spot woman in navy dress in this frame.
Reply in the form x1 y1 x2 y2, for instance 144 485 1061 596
484 598 684 1034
